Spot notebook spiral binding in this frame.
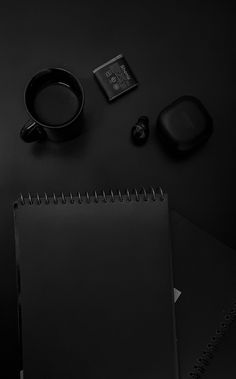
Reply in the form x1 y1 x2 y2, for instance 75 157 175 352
189 301 236 378
17 187 165 206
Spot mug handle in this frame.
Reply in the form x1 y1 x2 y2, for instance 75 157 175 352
20 120 47 143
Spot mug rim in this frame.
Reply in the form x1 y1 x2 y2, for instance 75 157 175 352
24 67 85 129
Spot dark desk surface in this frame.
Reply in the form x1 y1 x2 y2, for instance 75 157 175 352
0 1 236 378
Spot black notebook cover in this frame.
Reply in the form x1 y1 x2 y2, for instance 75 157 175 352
171 211 236 379
14 189 178 379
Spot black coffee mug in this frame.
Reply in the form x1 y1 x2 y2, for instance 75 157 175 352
20 68 85 142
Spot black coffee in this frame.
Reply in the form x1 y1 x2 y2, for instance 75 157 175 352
33 82 80 126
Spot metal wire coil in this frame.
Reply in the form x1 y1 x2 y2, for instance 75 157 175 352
18 187 165 205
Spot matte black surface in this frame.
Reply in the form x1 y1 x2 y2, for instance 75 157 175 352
0 1 236 378
15 194 178 379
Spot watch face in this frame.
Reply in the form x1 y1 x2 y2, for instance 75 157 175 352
93 54 138 101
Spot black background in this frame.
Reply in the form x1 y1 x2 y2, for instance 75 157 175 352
0 0 235 377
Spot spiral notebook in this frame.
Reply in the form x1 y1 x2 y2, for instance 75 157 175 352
14 188 179 379
171 211 236 379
